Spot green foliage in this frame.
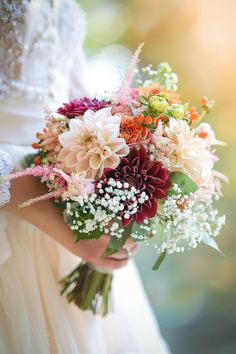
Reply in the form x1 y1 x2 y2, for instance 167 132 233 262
60 262 113 316
102 220 134 257
139 95 148 106
168 171 198 195
152 250 167 271
63 204 104 242
22 153 37 168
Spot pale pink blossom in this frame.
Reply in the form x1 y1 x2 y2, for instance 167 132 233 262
195 123 225 148
165 119 213 186
62 172 94 200
150 120 173 167
5 166 67 207
111 104 133 116
192 170 229 202
58 108 129 179
112 43 144 105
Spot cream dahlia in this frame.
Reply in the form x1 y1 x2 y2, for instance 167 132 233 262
58 108 129 178
165 119 213 186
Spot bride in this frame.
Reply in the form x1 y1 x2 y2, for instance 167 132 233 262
0 1 170 353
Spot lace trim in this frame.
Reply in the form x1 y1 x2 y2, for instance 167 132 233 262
0 150 13 207
0 212 11 265
0 0 30 99
0 150 13 265
0 0 87 102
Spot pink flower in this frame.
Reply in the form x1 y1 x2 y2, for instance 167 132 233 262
61 172 94 200
57 98 111 118
111 104 133 116
40 118 66 164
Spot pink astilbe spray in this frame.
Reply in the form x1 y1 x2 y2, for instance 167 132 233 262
6 165 55 181
5 165 68 207
19 188 65 208
112 43 144 106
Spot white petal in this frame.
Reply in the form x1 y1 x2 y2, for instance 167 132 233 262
65 152 78 167
83 109 95 123
90 154 102 170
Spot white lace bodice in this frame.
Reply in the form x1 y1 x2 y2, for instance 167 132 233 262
0 149 13 265
0 0 87 103
0 149 13 207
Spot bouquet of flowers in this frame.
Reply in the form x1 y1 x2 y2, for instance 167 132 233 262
6 45 227 316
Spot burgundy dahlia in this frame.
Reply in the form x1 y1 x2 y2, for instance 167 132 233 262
104 145 171 226
57 98 111 118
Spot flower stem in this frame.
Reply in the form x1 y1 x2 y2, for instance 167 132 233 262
59 262 113 316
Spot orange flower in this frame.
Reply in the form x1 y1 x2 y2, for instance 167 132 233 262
32 142 39 149
189 106 200 122
34 156 41 165
135 115 158 126
198 131 208 139
163 89 180 104
119 115 149 144
36 132 43 139
139 83 180 105
158 114 166 122
201 96 209 106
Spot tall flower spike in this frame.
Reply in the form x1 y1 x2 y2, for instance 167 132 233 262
43 97 52 122
19 188 65 208
113 43 144 105
4 165 68 207
5 165 54 181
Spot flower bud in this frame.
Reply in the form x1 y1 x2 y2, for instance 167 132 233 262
149 96 169 113
169 104 185 118
158 62 172 74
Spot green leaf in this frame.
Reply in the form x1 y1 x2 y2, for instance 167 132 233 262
22 153 37 168
75 227 104 242
152 251 166 271
202 234 224 256
139 95 148 106
169 171 198 195
102 221 134 257
63 207 104 242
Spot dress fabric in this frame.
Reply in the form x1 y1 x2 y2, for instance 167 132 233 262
0 1 170 353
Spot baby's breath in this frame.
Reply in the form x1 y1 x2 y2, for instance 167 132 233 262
151 186 225 254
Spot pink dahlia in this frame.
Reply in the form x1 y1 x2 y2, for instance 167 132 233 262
103 144 171 226
57 98 111 118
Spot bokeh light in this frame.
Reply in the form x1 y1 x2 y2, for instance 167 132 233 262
79 1 236 353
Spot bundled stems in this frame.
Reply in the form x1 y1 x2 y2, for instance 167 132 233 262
60 262 113 316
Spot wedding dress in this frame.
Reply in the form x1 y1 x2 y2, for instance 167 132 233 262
0 1 170 353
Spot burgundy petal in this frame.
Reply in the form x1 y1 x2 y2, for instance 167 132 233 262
102 145 171 224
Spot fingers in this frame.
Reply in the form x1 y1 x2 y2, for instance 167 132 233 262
123 236 137 249
96 257 128 270
78 235 111 257
107 243 139 260
77 234 138 271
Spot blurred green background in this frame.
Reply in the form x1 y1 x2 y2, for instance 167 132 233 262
78 1 236 353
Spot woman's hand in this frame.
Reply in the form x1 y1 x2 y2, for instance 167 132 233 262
78 234 138 271
3 176 138 270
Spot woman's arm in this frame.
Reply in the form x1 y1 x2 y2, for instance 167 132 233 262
3 176 137 270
